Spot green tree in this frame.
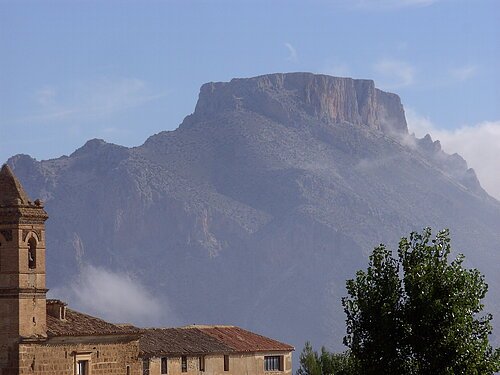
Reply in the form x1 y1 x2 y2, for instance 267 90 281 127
342 228 500 374
319 347 358 375
296 342 358 375
343 244 409 374
296 341 322 375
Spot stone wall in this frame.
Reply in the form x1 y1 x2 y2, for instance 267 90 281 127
16 338 141 375
144 351 292 375
0 224 48 373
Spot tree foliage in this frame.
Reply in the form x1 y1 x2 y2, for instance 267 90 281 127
342 228 500 374
296 341 322 375
296 341 357 375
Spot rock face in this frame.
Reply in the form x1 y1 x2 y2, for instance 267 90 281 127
193 73 408 134
8 73 500 357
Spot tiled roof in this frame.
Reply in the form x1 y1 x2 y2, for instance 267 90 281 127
197 325 294 353
47 307 139 337
140 328 232 357
139 325 293 357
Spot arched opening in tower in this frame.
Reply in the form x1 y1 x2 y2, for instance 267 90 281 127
28 238 36 269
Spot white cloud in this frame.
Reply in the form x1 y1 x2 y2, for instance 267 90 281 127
19 77 166 124
284 42 298 63
373 59 416 89
405 109 434 135
50 264 178 327
449 65 477 82
407 109 500 200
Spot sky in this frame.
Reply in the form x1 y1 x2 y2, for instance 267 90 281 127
0 0 499 198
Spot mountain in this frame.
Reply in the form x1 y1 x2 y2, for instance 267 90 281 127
8 73 500 355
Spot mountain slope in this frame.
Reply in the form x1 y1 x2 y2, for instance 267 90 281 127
9 73 500 353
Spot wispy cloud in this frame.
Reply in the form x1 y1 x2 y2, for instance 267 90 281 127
50 264 178 326
19 77 166 124
284 42 298 63
373 59 416 89
407 109 500 201
449 65 477 82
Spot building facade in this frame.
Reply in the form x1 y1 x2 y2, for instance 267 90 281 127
140 326 293 375
0 164 293 375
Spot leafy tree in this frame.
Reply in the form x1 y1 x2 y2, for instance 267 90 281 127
343 244 408 374
296 341 322 375
296 342 358 375
319 347 357 375
342 228 500 374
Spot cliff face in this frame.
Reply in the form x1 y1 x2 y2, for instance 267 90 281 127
8 73 500 357
193 73 408 134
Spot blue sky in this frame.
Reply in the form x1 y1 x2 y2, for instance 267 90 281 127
1 0 499 197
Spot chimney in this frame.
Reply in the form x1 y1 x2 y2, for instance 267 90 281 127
46 299 67 321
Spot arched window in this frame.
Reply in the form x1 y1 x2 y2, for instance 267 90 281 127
28 238 36 269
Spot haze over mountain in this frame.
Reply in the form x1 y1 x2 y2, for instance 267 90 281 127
8 73 500 354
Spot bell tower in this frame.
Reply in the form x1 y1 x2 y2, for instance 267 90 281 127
0 164 49 370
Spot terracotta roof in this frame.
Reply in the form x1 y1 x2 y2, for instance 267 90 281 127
140 328 232 357
139 325 293 357
196 325 294 353
0 164 31 206
47 307 139 337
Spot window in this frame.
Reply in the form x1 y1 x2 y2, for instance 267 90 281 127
264 356 283 371
76 360 88 375
74 353 91 375
161 357 168 374
142 359 150 375
28 238 36 269
181 356 187 372
199 356 205 372
126 366 130 375
61 305 66 320
223 355 229 371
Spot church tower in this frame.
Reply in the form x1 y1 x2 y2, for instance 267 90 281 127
0 164 48 370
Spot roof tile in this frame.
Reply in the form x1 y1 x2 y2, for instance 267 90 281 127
139 325 293 357
198 326 294 353
140 327 232 357
47 308 139 337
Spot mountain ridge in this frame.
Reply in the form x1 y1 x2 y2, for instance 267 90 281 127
187 72 408 135
7 72 500 355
